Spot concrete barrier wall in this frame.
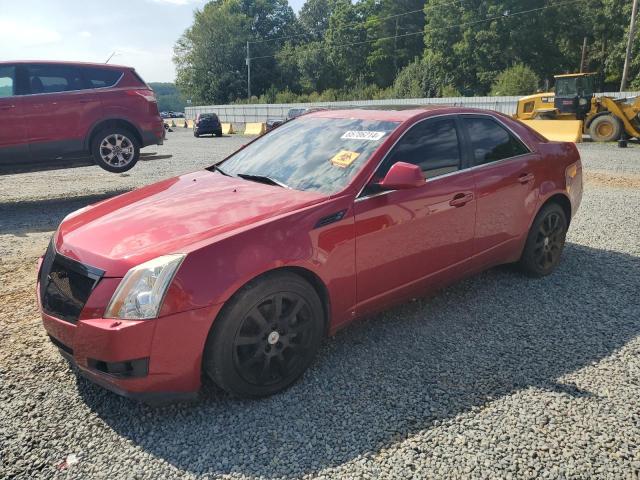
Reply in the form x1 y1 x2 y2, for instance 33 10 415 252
185 92 640 123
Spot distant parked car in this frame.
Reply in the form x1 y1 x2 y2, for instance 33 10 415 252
266 107 327 132
0 61 164 173
194 113 222 137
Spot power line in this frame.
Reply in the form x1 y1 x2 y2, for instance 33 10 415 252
248 0 588 61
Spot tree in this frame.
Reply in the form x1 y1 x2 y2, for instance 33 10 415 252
173 0 297 104
490 64 540 95
392 58 447 98
299 0 339 41
365 0 426 88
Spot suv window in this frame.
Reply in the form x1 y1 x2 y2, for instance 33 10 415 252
0 66 15 98
27 64 84 94
379 117 461 179
463 117 529 165
83 67 122 88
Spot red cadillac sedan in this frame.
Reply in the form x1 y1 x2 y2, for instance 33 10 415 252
38 107 582 403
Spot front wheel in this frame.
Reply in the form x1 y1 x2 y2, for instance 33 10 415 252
91 129 140 173
589 115 622 142
519 203 568 277
203 272 324 397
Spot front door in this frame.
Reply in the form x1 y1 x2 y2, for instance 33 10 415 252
354 116 476 314
0 65 29 166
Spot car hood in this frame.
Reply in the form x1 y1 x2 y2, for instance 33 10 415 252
55 170 326 277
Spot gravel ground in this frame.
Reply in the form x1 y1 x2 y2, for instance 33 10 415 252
1 131 639 479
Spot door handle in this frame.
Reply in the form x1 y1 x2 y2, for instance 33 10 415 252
449 192 473 207
0 104 15 110
518 172 535 184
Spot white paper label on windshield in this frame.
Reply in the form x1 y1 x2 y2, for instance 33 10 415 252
341 131 386 141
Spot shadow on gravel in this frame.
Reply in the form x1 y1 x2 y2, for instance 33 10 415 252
0 190 129 236
77 243 639 478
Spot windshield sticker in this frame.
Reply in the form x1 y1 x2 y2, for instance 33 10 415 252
341 131 386 141
330 150 360 168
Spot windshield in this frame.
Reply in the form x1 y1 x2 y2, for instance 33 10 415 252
217 117 399 194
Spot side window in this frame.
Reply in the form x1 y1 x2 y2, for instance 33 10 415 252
379 118 461 178
0 66 15 98
83 68 122 88
463 117 529 165
26 64 84 94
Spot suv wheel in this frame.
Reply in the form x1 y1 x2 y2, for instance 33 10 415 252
92 128 140 173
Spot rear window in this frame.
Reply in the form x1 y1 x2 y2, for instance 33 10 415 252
0 66 15 97
83 67 122 88
463 117 529 165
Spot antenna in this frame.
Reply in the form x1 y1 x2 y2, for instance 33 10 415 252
105 51 117 64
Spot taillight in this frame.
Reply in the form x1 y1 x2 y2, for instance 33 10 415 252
127 89 157 102
565 161 579 193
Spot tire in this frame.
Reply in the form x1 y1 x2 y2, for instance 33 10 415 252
519 203 568 277
215 130 223 137
589 115 622 142
194 131 199 138
203 272 325 398
91 128 140 173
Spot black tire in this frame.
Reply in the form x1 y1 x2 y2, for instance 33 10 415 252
194 131 199 138
215 130 223 137
91 128 140 173
589 115 622 142
203 272 324 397
519 203 568 277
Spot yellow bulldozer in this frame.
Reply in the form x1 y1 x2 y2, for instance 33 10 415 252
514 73 640 143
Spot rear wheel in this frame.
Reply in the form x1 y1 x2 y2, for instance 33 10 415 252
519 203 568 277
203 272 324 397
589 115 622 142
91 128 140 173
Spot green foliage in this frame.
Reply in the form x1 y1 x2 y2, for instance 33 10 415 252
392 58 448 98
490 64 540 96
174 0 640 105
148 82 186 112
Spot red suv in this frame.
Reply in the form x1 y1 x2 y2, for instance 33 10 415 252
0 61 164 173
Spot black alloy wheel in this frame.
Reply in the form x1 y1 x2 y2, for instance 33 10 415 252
203 272 324 397
519 203 568 277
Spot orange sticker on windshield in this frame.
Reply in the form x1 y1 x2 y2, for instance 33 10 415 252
330 150 360 168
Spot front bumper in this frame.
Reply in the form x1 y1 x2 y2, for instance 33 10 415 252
39 280 222 404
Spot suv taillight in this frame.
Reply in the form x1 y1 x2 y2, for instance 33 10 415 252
127 89 157 103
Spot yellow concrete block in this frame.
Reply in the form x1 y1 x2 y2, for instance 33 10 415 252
520 120 583 143
222 123 235 135
244 122 266 135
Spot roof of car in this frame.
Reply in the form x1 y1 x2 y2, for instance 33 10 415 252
0 60 131 70
305 105 487 122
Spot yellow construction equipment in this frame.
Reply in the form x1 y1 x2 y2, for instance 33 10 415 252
514 72 640 142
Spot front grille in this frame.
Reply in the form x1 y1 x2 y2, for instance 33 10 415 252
39 240 104 323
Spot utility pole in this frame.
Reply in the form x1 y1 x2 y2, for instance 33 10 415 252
246 41 251 100
393 17 399 75
621 0 639 91
580 37 587 73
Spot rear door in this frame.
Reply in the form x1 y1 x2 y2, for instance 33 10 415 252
22 64 102 159
461 115 539 269
0 65 29 166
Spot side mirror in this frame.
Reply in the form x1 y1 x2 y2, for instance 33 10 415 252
377 162 425 190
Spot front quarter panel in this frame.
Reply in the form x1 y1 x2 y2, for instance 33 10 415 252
160 196 357 330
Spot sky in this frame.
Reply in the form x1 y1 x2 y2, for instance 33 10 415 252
1 0 306 82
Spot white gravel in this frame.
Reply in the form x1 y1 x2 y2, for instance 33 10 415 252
1 131 639 479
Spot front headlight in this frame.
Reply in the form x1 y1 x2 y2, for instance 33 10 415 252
105 254 185 320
